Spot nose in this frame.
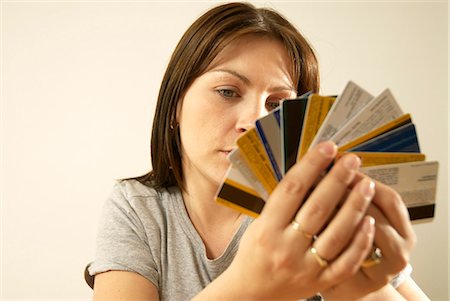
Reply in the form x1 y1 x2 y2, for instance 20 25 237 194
235 97 267 133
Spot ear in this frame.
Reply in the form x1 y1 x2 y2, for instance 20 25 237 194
175 98 183 123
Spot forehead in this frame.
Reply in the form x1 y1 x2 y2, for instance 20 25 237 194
205 34 294 77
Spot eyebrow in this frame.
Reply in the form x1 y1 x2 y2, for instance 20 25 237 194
211 69 251 84
211 68 296 93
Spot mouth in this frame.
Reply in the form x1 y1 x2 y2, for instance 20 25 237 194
219 147 236 157
219 150 232 156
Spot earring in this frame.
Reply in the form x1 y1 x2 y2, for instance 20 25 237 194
170 116 178 130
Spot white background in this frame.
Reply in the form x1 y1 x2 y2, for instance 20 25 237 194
1 1 448 300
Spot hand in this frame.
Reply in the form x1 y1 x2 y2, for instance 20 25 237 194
321 174 417 300
217 141 376 300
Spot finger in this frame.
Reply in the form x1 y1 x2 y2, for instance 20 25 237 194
318 216 375 287
260 141 337 228
313 177 375 260
362 205 413 277
294 153 361 238
355 172 414 240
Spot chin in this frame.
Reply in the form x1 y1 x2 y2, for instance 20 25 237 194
210 165 230 186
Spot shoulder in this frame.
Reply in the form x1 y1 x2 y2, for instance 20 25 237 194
110 179 180 207
105 179 182 224
114 179 160 199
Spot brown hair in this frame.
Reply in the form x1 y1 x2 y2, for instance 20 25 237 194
135 2 319 190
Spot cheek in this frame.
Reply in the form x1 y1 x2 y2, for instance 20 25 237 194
182 103 236 133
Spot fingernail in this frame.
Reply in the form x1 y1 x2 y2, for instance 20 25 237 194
364 216 375 233
317 141 337 158
360 178 375 201
343 154 361 170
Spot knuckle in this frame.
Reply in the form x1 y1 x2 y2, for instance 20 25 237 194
333 260 359 280
337 267 355 280
280 176 305 196
272 249 296 272
356 229 372 252
326 232 347 251
374 274 391 288
306 198 329 221
253 226 277 251
349 194 369 215
408 231 417 249
385 189 405 212
347 261 361 276
344 261 360 278
329 165 355 186
308 150 331 167
393 251 409 272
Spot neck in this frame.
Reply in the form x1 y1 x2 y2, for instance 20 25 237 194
181 172 243 259
182 175 241 227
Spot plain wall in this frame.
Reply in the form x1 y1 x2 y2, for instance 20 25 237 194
1 1 448 300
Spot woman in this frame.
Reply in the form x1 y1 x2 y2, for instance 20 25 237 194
86 3 429 300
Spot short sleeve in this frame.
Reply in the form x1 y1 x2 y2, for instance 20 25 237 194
87 182 159 289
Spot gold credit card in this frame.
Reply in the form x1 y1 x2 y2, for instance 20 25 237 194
336 151 425 167
297 94 336 160
236 128 278 194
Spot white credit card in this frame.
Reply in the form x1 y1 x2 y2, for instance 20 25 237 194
255 107 282 181
361 161 439 220
309 81 373 149
330 88 403 146
228 148 269 200
215 164 265 218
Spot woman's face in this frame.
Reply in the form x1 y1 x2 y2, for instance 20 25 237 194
178 35 297 190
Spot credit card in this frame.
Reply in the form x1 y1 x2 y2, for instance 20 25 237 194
330 89 403 146
281 94 309 174
255 107 282 181
361 161 439 220
336 151 425 167
297 94 336 160
339 113 412 152
228 148 269 200
310 81 373 149
215 165 265 218
349 123 420 153
236 128 278 194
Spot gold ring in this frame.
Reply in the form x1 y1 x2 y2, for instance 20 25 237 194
310 247 328 268
361 247 382 268
290 220 316 240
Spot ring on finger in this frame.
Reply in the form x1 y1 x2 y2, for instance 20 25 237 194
310 246 328 268
361 247 382 268
291 220 317 241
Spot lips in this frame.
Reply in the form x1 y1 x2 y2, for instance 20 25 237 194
219 148 236 159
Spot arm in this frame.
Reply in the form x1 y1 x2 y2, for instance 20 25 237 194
352 284 407 301
93 270 159 301
349 277 430 301
396 277 431 301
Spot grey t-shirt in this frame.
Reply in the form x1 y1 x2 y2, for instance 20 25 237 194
87 179 411 300
87 179 252 301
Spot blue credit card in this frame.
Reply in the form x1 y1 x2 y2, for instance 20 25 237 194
255 108 282 181
349 122 420 153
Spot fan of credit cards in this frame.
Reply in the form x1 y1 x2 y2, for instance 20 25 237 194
215 81 439 221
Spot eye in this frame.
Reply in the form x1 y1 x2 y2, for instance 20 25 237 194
265 91 296 111
217 88 240 99
266 101 280 111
